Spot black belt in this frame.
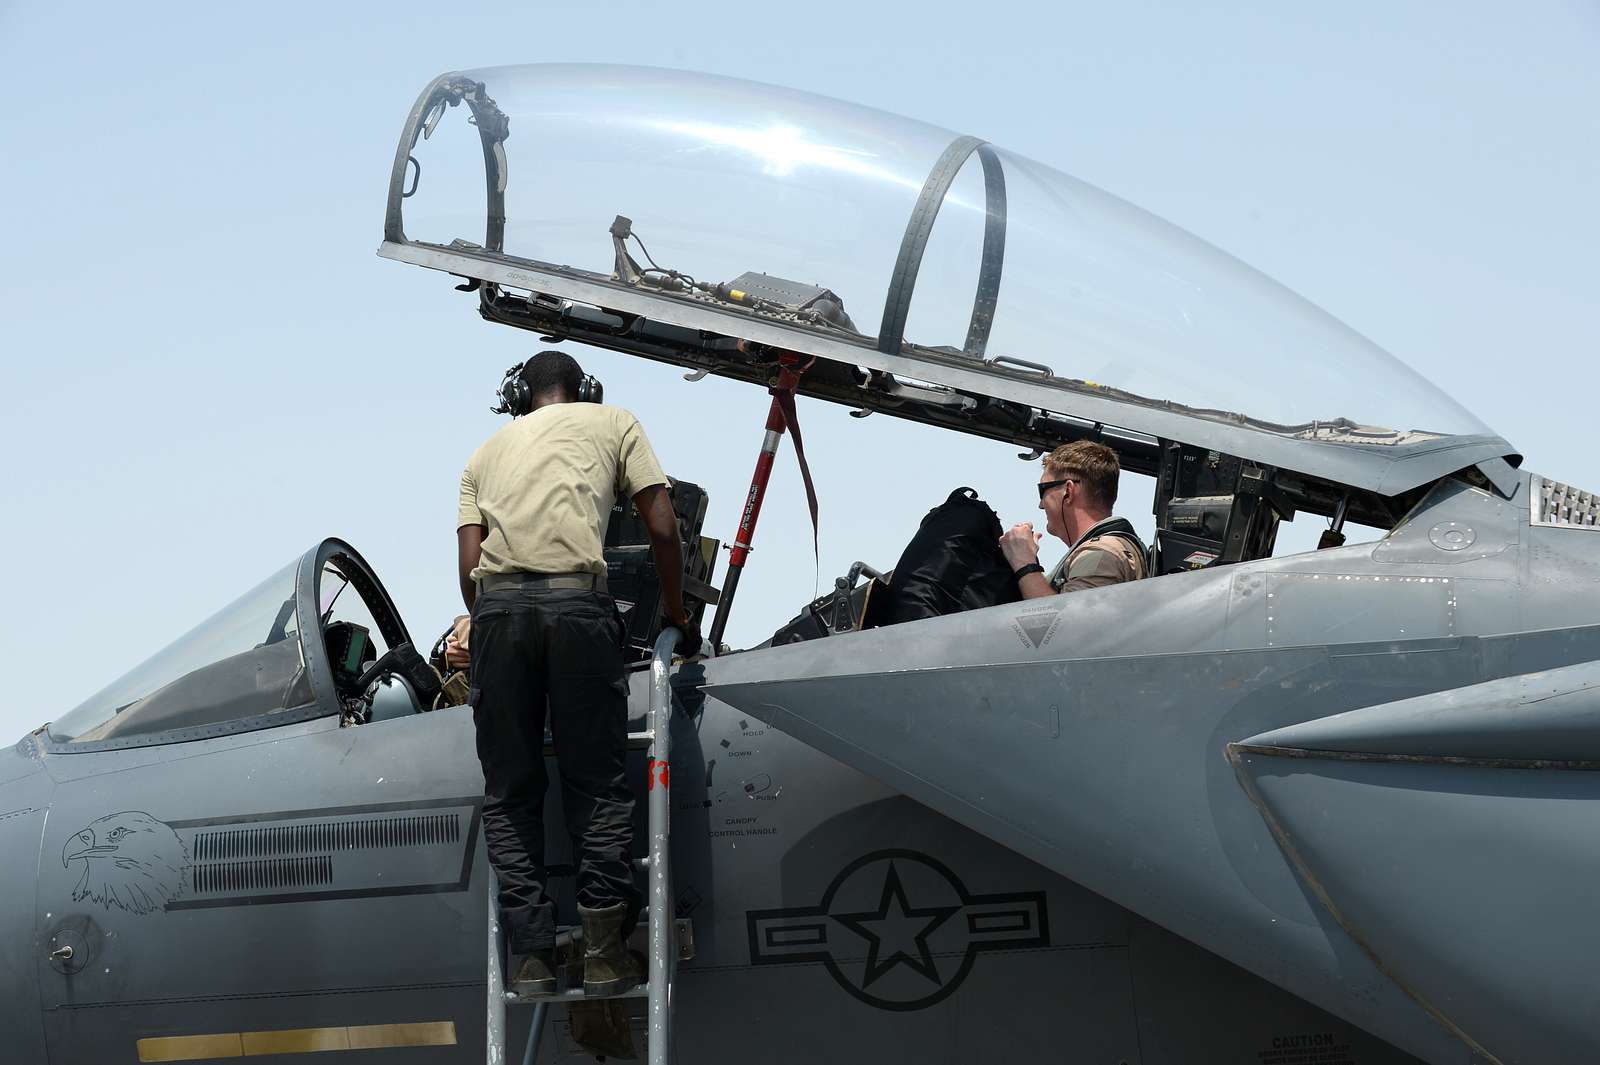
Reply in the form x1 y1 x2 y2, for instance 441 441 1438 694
478 571 607 594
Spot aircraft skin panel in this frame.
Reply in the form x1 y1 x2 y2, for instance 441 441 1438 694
670 959 1141 1062
13 459 1597 1061
1228 658 1600 1063
1126 920 1426 1065
1 669 1428 1064
0 733 48 786
1518 520 1600 633
39 736 166 781
31 707 489 1064
697 476 1600 1063
675 792 1145 1062
1371 479 1522 569
649 683 1425 1065
0 742 50 1065
702 650 1474 1063
1241 660 1600 761
1237 754 1600 1064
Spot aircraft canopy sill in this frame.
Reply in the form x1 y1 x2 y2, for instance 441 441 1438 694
380 238 1515 500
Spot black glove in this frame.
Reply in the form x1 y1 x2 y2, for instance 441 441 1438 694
670 617 703 657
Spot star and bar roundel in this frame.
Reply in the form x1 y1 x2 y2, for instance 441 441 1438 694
746 849 1050 1011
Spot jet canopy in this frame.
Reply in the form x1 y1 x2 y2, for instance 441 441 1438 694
47 541 421 750
381 64 1515 502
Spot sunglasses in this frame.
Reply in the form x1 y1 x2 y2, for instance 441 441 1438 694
1037 477 1078 499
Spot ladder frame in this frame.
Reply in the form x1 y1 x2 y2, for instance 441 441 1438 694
643 626 678 1063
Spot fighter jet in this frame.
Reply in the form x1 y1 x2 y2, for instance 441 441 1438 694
3 63 1592 1065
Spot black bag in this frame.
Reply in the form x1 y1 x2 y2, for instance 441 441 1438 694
879 488 1021 625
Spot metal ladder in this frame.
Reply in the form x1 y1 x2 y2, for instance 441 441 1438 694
487 628 683 1065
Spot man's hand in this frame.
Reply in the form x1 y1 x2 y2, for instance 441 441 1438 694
667 613 703 657
444 615 471 670
1000 522 1043 570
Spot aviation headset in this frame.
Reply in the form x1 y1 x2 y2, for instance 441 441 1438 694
493 358 604 416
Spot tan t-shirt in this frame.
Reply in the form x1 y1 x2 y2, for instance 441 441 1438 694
457 403 668 580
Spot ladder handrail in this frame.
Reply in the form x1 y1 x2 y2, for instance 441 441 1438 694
487 877 505 1063
645 627 680 1065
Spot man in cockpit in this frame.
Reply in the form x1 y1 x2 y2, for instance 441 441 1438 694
1000 441 1147 596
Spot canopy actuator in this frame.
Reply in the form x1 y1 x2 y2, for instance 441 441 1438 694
708 351 819 649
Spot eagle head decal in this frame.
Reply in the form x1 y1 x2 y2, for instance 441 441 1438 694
62 812 189 915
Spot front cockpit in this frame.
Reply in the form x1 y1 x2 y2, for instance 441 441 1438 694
45 541 436 750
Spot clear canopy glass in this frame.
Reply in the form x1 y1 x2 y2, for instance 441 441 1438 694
50 561 314 743
396 64 1493 442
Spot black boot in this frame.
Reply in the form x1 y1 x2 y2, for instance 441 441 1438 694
509 949 557 996
579 902 643 996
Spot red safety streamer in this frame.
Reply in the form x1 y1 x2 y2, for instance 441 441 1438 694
773 385 819 560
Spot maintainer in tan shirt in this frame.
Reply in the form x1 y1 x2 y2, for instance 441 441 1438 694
457 403 668 581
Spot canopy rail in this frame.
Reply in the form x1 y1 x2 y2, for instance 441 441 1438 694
473 283 1419 531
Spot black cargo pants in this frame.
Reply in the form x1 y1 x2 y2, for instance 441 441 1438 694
469 586 640 953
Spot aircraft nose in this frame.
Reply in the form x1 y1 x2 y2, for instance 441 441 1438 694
62 830 94 868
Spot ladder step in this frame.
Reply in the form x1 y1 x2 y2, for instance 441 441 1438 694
543 730 654 757
505 984 650 1004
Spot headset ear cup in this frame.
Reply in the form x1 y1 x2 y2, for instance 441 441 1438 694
497 361 531 416
502 377 530 416
581 375 603 404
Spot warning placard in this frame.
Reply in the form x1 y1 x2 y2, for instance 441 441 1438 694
1255 1033 1355 1065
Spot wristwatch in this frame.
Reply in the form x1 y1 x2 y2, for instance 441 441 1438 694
1013 562 1045 581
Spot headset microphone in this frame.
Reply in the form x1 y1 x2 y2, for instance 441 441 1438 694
491 363 529 416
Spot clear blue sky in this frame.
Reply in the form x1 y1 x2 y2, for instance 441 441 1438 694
2 1 1596 741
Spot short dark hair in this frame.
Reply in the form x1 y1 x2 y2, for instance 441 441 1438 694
1044 440 1121 509
519 350 583 401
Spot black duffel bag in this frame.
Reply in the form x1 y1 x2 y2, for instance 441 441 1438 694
878 487 1021 625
